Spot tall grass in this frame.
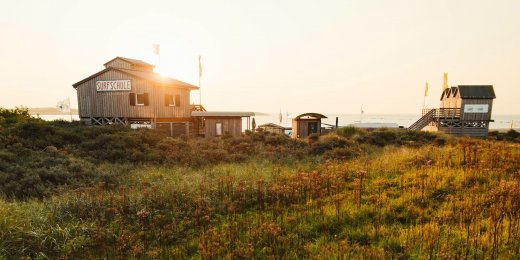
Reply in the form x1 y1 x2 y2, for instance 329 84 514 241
1 109 519 258
0 139 518 258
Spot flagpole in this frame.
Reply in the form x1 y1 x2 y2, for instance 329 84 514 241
198 55 202 105
153 44 161 128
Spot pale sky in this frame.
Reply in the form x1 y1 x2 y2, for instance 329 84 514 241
1 0 519 115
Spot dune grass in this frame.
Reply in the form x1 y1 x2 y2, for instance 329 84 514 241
1 108 519 258
0 139 518 259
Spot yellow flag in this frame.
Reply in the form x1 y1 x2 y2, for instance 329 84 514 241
443 73 448 90
424 82 429 96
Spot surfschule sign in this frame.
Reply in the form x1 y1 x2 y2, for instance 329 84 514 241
96 80 131 91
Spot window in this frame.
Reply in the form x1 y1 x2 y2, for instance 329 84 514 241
136 93 146 105
216 122 223 136
165 94 181 107
129 93 149 106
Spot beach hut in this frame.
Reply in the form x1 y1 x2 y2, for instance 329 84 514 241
191 111 254 137
257 123 287 135
409 85 496 137
292 113 327 139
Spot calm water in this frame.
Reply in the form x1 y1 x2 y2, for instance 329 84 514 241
252 113 520 130
40 113 520 130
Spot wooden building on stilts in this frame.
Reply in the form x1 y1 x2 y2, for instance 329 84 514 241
409 84 496 137
73 57 253 137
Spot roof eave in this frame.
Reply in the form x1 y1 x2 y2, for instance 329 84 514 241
157 83 199 90
73 67 200 90
103 57 155 68
72 68 111 88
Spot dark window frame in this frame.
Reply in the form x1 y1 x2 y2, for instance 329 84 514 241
130 92 149 106
136 93 146 106
165 94 181 107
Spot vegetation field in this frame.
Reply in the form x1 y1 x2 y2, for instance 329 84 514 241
0 108 519 259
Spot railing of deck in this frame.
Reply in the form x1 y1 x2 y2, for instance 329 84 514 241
435 108 461 118
410 108 462 131
191 104 207 112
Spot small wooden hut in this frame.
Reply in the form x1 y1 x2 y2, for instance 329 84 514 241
257 123 288 135
191 111 254 137
292 113 327 139
409 85 496 137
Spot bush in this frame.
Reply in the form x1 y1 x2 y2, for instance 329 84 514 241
323 146 363 160
0 107 34 126
311 135 352 155
488 129 520 143
337 126 365 138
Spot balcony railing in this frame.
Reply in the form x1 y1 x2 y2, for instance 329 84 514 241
422 108 461 118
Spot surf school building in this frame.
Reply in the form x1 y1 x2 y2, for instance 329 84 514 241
73 57 253 137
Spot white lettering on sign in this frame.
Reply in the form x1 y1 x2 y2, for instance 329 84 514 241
96 80 131 91
464 104 489 113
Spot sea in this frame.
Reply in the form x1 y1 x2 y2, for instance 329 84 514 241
40 113 520 131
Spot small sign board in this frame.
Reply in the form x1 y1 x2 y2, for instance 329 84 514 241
130 124 152 129
96 80 131 91
464 104 488 113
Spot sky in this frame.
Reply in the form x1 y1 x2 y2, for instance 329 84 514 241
1 0 519 115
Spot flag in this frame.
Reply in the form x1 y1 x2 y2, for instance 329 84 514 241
198 55 202 77
443 73 448 90
424 82 429 96
279 109 282 123
153 44 160 56
56 98 71 113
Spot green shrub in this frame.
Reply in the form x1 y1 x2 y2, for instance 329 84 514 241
337 126 365 138
0 107 34 126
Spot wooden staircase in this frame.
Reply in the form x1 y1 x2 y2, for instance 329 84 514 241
408 109 436 131
409 108 462 131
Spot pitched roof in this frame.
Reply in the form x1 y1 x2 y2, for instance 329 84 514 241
117 68 198 89
104 57 154 68
440 86 458 100
72 67 198 89
440 85 495 100
258 123 286 129
458 85 495 99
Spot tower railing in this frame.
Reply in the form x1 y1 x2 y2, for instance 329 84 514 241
410 108 461 131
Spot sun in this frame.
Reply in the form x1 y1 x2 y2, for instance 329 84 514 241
154 64 169 77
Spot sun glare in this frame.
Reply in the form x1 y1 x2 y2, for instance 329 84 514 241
154 65 168 77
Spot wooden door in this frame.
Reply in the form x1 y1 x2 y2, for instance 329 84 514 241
308 122 318 135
